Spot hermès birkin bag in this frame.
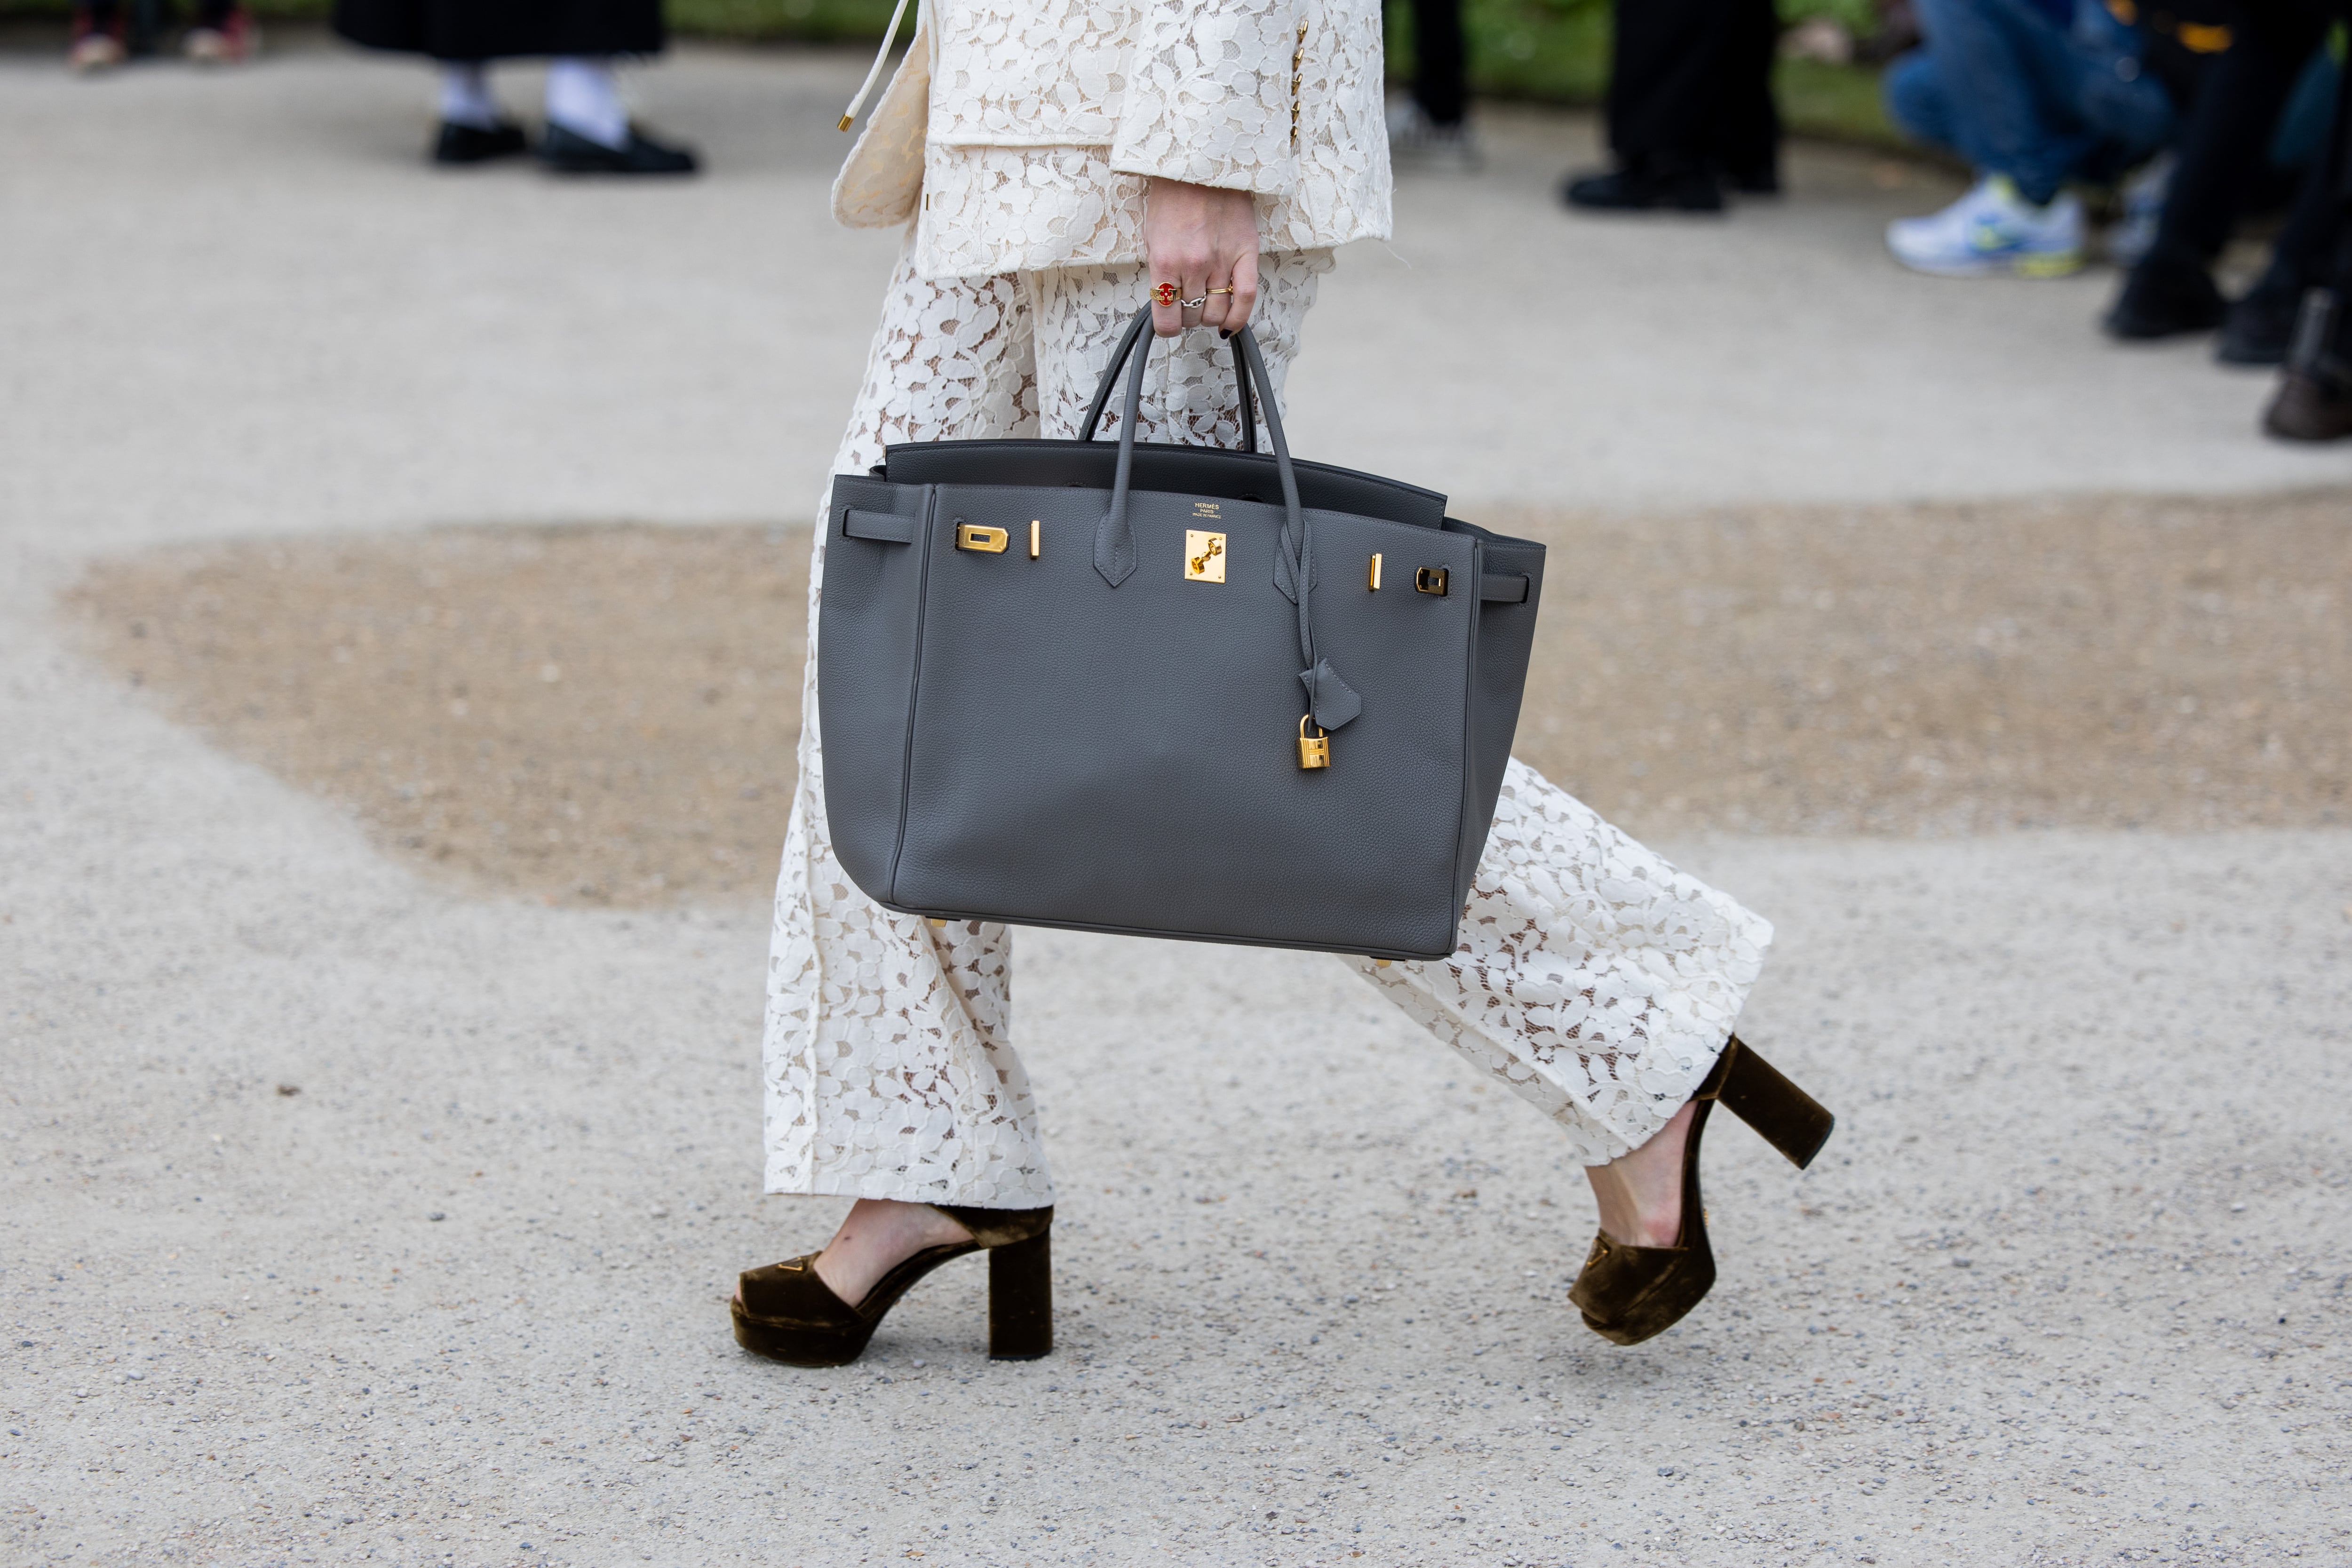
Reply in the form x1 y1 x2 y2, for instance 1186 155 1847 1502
816 308 1545 960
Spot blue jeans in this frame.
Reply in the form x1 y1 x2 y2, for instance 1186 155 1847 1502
1884 0 2177 206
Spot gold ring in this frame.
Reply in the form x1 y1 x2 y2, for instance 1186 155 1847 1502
1207 287 1235 295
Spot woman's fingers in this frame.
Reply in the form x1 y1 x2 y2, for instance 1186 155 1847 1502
1145 178 1265 338
1220 247 1259 333
1148 231 1208 337
1149 273 1186 338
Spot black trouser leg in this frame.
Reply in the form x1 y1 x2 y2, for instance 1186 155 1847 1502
1608 0 1780 171
2265 11 2352 436
1411 0 1469 128
2299 38 2352 366
2147 0 2330 268
1714 0 1783 183
2255 103 2345 300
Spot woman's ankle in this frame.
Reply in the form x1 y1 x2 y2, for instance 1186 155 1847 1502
811 1199 972 1305
1585 1100 1696 1248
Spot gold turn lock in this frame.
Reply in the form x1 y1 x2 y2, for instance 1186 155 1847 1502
1297 715 1331 770
1415 566 1449 596
957 522 1009 553
1184 529 1226 582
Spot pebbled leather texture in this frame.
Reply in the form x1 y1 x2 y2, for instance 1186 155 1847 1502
816 310 1546 960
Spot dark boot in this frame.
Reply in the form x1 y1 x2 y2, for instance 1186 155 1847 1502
2263 289 2352 442
1562 155 1725 213
2104 242 2225 340
2217 274 2304 366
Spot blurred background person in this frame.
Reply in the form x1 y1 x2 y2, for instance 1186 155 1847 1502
2264 14 2352 437
1389 0 1481 166
69 0 257 71
1562 0 1780 212
334 0 698 172
1879 0 2179 276
2103 0 2339 348
2209 54 2344 362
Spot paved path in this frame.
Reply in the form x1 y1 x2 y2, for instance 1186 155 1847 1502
3 41 2348 1568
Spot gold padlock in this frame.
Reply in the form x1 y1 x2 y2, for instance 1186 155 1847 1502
1297 715 1331 770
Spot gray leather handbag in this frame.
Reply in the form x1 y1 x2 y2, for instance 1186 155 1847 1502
817 308 1545 960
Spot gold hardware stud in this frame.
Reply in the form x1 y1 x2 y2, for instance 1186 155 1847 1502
1185 530 1227 582
957 523 1009 553
1368 552 1383 591
1029 519 1041 559
1415 565 1449 596
1297 715 1331 769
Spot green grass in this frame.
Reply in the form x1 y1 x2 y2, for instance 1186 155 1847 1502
4 0 1903 150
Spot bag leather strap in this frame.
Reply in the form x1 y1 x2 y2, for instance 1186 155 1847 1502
1093 307 1361 732
842 508 919 543
1480 572 1530 604
1077 310 1258 455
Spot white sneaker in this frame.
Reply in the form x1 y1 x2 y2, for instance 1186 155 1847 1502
1886 176 2085 278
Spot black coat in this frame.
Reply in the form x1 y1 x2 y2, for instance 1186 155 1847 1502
333 0 662 61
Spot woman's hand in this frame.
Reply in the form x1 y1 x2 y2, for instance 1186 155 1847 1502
1143 177 1260 337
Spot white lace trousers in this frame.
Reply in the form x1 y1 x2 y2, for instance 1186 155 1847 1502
762 238 1774 1208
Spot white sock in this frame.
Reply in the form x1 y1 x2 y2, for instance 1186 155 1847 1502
437 62 501 131
545 56 628 149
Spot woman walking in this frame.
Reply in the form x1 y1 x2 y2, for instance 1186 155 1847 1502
733 0 1833 1363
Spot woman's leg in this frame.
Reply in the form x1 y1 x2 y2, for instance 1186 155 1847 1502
1343 759 1773 1242
764 246 1334 1306
762 236 1050 1307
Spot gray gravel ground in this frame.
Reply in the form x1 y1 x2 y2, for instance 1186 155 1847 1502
4 38 2349 1568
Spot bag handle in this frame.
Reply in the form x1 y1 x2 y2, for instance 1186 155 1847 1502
1092 306 1359 733
1077 310 1257 455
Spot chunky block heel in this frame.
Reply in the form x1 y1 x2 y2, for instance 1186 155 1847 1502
1707 1036 1836 1170
985 1229 1053 1360
1569 1035 1833 1346
732 1203 1053 1368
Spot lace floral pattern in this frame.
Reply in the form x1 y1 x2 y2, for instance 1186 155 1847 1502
879 0 1390 275
763 243 1772 1205
1346 761 1773 1164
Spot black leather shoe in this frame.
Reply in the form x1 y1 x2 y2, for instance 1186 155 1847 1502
538 120 699 176
1562 159 1724 213
2217 279 2301 366
432 119 528 165
2104 246 2224 340
2263 370 2352 441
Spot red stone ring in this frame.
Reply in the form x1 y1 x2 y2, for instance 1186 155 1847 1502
1152 282 1180 308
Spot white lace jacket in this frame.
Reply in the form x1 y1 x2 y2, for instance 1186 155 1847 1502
831 0 1392 279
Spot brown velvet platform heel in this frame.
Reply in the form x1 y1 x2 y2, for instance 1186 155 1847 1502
731 1204 1053 1367
1567 1035 1834 1346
